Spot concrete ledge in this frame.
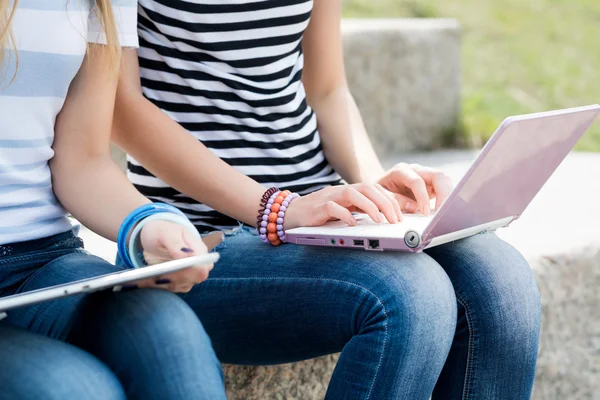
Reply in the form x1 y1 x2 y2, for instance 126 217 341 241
342 19 461 156
223 355 338 400
532 247 600 399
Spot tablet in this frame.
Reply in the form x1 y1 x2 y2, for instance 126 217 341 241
0 253 220 318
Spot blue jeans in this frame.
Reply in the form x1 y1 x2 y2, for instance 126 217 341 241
0 231 226 400
176 228 541 400
0 324 125 400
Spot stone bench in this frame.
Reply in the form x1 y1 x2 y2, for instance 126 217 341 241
342 19 461 157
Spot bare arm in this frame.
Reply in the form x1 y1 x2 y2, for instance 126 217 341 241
112 49 265 226
51 46 150 241
302 0 385 184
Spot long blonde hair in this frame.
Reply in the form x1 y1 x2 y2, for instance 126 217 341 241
1 0 121 82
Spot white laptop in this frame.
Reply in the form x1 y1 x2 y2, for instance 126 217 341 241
286 105 600 252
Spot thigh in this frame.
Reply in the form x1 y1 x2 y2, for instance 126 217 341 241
181 229 456 365
0 324 125 400
68 289 227 400
5 251 125 340
425 232 540 318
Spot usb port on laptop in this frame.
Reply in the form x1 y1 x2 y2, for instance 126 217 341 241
353 239 364 247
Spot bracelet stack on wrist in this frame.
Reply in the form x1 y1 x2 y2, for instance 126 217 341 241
257 189 299 246
118 203 199 269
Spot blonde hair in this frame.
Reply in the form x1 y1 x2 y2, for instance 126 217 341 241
1 0 121 82
90 0 121 72
0 0 18 82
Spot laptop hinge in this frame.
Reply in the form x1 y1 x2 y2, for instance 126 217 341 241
423 216 515 249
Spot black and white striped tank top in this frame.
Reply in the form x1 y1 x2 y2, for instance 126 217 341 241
130 0 343 232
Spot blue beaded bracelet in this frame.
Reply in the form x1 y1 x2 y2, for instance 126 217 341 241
117 203 186 269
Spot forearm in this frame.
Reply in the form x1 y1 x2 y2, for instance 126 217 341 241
112 92 265 226
312 85 385 184
51 153 149 241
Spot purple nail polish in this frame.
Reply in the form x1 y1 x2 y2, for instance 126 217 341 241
181 247 194 253
155 279 171 285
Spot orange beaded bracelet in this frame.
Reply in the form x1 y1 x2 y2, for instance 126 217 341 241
258 189 298 246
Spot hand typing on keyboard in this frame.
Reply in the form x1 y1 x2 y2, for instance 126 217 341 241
376 163 453 216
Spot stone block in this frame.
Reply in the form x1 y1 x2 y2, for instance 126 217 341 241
342 19 461 156
531 248 600 400
223 355 339 400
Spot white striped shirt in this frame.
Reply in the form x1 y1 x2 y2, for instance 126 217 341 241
0 0 137 245
129 0 343 232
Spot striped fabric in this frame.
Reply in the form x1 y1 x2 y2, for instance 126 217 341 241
0 0 137 245
130 0 343 232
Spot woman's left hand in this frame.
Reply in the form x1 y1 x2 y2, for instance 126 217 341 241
377 163 454 216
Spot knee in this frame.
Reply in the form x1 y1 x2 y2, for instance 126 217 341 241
451 234 541 346
358 254 458 351
477 264 541 346
108 289 215 350
46 351 126 400
73 290 225 399
0 326 125 400
76 289 218 363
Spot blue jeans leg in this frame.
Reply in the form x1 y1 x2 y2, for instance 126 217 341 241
181 229 540 399
180 229 458 400
2 244 226 400
427 233 541 400
70 288 226 400
0 324 125 400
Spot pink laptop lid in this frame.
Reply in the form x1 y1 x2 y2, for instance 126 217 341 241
421 105 600 245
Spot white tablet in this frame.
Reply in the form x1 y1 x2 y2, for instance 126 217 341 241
0 253 220 318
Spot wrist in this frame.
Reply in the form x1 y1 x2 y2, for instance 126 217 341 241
282 199 301 230
118 203 192 268
256 189 300 245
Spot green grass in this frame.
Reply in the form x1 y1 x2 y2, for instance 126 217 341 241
343 0 600 151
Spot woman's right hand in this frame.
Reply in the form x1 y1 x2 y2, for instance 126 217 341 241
133 220 218 293
283 183 419 230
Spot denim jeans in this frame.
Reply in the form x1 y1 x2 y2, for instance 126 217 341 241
0 231 226 400
0 324 125 400
175 228 541 400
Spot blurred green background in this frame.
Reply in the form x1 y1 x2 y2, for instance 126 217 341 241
343 0 600 151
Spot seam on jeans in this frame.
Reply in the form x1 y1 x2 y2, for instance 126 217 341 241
0 247 85 269
207 276 389 400
455 294 476 400
13 249 88 294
